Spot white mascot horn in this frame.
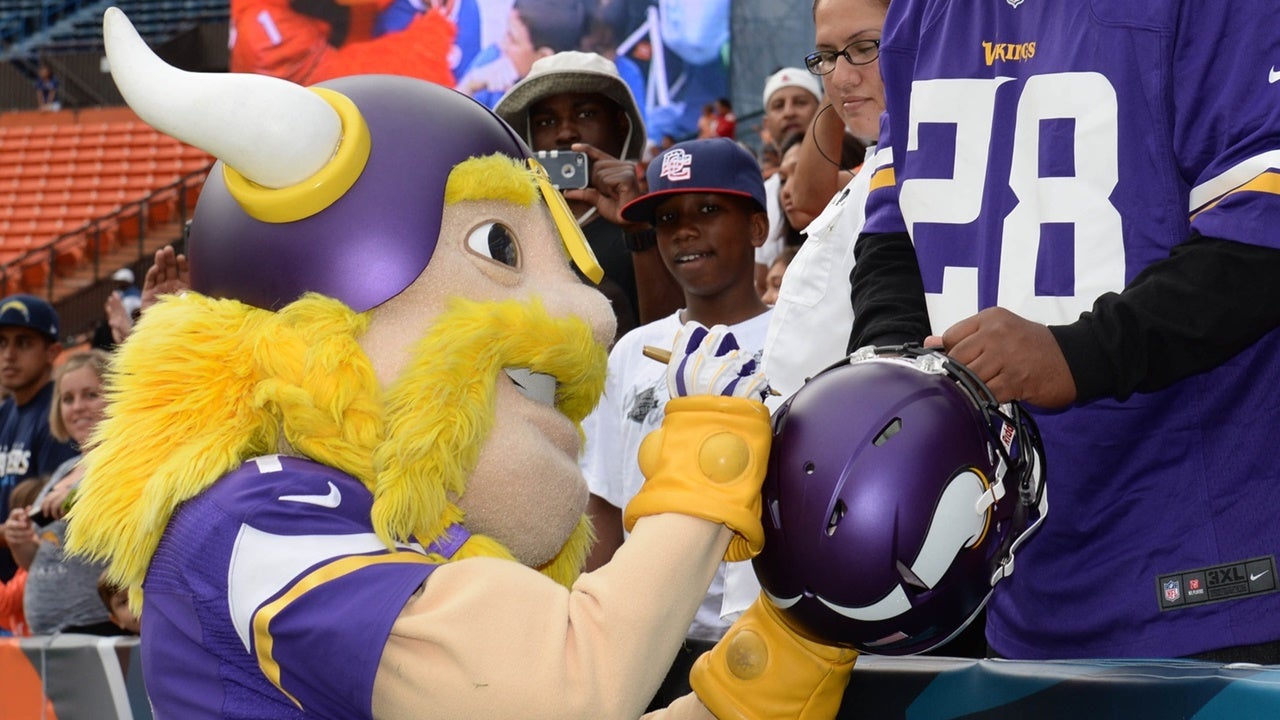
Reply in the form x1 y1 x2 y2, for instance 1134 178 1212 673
102 6 341 189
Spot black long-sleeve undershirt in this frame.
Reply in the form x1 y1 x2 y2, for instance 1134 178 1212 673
847 230 1280 403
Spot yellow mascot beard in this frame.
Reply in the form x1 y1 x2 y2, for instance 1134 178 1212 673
67 291 607 606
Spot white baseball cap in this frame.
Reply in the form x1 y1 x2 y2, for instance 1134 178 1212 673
762 67 823 108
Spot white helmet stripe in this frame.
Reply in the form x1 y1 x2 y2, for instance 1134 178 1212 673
103 6 341 189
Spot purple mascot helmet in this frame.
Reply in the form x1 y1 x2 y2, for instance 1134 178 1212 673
102 7 599 312
753 345 1047 655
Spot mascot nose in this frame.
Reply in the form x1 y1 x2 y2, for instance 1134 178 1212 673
550 280 617 350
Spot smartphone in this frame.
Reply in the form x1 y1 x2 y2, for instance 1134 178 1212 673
26 508 51 527
535 150 589 190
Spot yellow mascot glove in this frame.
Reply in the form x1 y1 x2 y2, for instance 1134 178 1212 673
624 322 772 561
690 594 858 719
624 395 771 561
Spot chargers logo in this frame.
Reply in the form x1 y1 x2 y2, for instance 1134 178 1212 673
660 149 694 182
0 300 30 321
982 41 1037 66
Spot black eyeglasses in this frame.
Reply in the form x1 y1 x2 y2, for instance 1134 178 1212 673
804 39 881 75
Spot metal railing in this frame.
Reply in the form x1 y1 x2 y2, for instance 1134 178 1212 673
0 162 209 303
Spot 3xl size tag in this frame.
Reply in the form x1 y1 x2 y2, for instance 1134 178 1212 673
1158 556 1277 611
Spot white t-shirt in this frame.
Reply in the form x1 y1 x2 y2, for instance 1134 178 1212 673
580 308 773 641
721 147 880 621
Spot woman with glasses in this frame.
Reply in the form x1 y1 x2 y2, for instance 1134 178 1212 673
755 0 890 405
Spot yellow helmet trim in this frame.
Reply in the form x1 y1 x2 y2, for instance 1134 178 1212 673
223 87 371 224
528 158 604 284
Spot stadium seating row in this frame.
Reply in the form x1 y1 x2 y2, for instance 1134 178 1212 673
0 109 211 295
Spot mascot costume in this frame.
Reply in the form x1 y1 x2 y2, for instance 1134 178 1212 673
67 8 856 719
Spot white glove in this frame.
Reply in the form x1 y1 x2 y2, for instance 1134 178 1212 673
667 322 770 401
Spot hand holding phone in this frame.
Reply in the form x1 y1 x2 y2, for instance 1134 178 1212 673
535 150 590 190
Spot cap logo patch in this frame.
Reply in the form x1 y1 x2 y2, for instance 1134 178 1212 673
0 300 30 321
660 149 694 182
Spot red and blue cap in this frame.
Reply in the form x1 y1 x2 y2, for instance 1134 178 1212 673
621 138 767 223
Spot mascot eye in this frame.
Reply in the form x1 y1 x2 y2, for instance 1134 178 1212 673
467 222 520 268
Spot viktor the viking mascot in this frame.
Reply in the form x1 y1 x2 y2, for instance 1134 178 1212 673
66 8 856 719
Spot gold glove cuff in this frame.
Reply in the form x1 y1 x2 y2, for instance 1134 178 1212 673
623 396 770 561
690 596 858 719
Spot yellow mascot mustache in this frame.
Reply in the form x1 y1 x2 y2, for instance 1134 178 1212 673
67 292 607 607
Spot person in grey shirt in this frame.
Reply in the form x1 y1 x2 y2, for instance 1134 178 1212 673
6 351 120 635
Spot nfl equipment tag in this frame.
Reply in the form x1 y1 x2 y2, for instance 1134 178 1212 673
1157 556 1277 611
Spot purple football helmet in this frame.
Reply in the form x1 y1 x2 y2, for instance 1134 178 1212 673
753 345 1046 655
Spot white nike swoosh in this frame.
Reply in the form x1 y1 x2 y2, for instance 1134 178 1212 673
1251 570 1270 582
279 481 342 509
1271 67 1280 84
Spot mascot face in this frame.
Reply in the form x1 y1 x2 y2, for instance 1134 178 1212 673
361 186 614 566
84 8 615 581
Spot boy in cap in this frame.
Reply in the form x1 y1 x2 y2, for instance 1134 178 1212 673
578 137 772 709
496 50 683 338
0 294 76 582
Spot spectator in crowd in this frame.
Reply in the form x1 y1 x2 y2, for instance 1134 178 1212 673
111 267 141 314
97 572 140 635
755 131 810 305
774 131 811 242
496 50 682 338
755 0 890 403
761 245 799 307
95 245 191 350
34 64 60 111
758 141 780 180
5 350 118 636
754 68 822 298
851 0 1280 663
711 97 736 139
0 295 76 584
458 0 593 107
696 103 717 139
578 138 772 710
0 478 42 637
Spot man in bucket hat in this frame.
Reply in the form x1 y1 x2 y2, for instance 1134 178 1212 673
497 51 682 341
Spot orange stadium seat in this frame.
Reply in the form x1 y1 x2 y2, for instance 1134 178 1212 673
0 109 203 292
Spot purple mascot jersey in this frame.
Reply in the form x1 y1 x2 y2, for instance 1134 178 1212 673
864 1 1280 659
142 456 467 718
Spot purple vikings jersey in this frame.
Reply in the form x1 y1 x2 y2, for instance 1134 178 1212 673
864 1 1280 658
142 455 467 718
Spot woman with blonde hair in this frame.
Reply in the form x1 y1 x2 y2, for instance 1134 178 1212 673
3 349 122 635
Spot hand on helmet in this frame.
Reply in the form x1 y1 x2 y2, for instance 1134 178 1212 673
667 322 770 401
940 307 1076 408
